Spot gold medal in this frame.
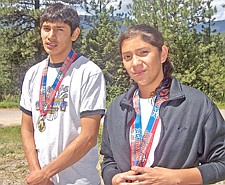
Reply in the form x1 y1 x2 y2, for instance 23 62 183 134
38 116 46 132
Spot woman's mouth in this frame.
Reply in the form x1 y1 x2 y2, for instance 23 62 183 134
133 70 146 77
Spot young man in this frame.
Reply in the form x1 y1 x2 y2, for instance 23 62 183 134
20 3 106 185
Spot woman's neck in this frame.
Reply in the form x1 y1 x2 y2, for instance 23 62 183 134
138 82 162 99
139 89 156 99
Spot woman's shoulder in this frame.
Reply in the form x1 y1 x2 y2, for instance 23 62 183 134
172 77 210 100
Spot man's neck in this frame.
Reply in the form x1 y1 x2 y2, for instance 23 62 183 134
49 49 72 64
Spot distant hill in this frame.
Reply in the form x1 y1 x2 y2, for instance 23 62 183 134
212 20 225 33
194 20 225 33
80 15 225 33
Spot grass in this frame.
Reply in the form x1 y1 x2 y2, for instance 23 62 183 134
0 124 104 157
216 102 225 109
0 101 19 109
0 94 20 108
0 126 28 184
0 125 104 184
1 125 225 184
0 126 22 157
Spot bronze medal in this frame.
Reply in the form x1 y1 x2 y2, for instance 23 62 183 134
38 116 46 132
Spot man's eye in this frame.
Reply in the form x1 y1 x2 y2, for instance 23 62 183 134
57 28 64 31
43 27 50 32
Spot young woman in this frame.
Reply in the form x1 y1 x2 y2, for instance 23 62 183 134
100 24 225 185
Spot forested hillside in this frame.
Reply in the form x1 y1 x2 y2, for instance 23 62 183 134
0 0 224 104
195 19 225 33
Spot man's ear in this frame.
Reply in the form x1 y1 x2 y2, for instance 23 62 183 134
161 45 168 64
71 27 80 41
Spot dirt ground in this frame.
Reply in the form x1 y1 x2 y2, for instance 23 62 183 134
0 153 28 185
0 109 103 185
0 109 225 185
0 109 27 185
0 109 21 127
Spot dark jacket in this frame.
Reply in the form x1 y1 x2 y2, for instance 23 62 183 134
100 77 225 185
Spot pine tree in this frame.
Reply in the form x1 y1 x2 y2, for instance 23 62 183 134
125 0 225 101
80 0 129 103
0 0 82 100
0 0 44 100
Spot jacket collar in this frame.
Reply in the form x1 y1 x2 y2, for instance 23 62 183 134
120 83 138 107
169 77 185 100
120 77 185 107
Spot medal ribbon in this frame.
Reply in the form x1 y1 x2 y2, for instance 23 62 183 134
130 78 170 167
39 49 77 116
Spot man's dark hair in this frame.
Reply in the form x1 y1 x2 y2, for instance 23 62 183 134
40 3 80 34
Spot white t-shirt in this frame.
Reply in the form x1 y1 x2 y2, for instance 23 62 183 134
20 55 106 185
130 97 161 167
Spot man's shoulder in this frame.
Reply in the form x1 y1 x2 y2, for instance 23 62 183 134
26 59 46 74
74 55 103 73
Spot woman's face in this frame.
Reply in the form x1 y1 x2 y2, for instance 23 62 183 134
121 35 168 94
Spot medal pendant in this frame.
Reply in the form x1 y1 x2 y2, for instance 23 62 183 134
38 116 46 132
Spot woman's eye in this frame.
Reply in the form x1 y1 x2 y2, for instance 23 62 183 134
123 55 132 61
140 50 149 56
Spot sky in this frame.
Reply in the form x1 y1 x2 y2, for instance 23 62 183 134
211 0 225 20
79 0 225 21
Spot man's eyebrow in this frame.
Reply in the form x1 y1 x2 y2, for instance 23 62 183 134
56 25 65 28
42 25 65 28
42 25 50 27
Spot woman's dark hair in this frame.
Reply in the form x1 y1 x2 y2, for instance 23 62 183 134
119 24 174 78
40 3 80 35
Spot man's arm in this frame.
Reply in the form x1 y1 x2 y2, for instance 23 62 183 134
25 114 101 184
44 114 101 175
21 112 41 171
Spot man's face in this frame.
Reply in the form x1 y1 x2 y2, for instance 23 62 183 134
41 21 74 62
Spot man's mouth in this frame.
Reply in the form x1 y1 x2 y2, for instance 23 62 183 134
45 42 57 49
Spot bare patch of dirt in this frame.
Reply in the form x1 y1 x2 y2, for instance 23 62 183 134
0 152 103 185
0 153 28 185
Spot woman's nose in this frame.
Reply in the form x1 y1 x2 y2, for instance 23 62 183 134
132 55 142 66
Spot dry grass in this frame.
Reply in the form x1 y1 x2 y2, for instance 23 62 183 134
1 125 225 185
0 125 104 185
0 126 28 185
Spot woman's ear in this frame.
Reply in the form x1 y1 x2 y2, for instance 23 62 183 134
161 45 168 64
71 27 80 41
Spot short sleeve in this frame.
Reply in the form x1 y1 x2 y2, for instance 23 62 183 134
80 70 106 118
20 69 33 115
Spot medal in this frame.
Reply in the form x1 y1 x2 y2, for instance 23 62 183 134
130 78 170 167
38 116 46 132
38 50 77 132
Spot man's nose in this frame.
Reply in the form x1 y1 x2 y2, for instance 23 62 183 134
48 29 56 39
